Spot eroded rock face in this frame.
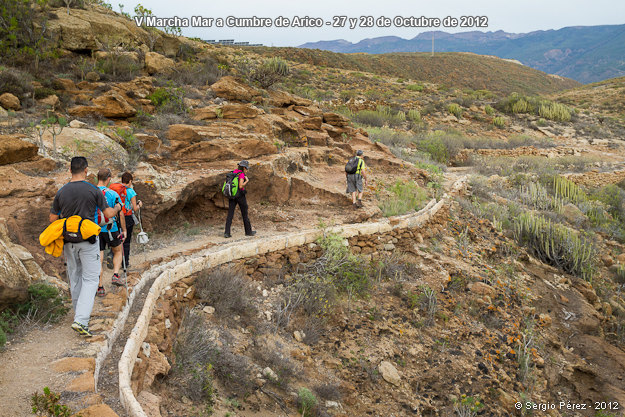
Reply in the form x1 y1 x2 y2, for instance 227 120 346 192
0 135 38 165
69 91 136 118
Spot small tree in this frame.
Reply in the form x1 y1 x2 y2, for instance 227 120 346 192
46 115 67 156
63 0 74 14
30 121 48 157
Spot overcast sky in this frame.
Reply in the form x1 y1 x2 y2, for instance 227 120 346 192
117 0 625 46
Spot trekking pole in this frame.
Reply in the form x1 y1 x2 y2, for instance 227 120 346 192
114 200 128 291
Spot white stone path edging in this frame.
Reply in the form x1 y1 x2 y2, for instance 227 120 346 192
115 176 467 417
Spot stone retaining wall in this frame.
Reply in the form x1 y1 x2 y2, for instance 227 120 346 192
114 177 466 417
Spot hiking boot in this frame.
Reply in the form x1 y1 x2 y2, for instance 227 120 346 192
111 273 123 286
96 286 105 297
245 231 257 236
352 202 358 208
71 321 93 337
224 233 232 238
356 199 363 208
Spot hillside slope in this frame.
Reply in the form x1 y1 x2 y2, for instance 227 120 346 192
250 48 579 95
300 25 625 83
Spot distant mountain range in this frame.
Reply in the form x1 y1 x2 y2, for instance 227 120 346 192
299 25 625 84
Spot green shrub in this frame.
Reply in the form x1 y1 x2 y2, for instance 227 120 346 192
492 116 505 128
589 184 625 220
496 93 573 122
31 387 75 417
407 109 421 123
297 388 318 417
34 87 56 99
0 327 6 348
416 136 452 164
514 212 597 281
406 83 424 92
553 175 587 204
447 103 463 118
10 283 68 325
378 180 429 217
484 105 495 115
352 106 406 128
148 83 187 114
115 128 145 168
538 101 571 122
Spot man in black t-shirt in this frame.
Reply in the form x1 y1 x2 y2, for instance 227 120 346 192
49 157 122 337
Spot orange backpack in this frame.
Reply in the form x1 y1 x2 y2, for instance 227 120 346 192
109 183 131 216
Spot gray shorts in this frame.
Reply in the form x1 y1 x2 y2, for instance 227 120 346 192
346 174 363 193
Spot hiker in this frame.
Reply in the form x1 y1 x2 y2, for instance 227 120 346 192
224 160 256 238
110 172 143 268
49 157 122 336
96 168 127 296
346 150 368 208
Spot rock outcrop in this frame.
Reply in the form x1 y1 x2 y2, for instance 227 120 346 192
0 135 38 165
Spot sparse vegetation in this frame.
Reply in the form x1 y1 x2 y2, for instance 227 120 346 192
194 266 257 320
297 388 318 417
496 93 573 122
31 387 76 417
378 180 429 217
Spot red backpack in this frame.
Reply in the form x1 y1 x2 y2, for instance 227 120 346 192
109 183 131 216
96 188 115 228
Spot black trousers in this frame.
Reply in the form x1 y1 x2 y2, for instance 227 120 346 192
123 214 135 265
225 192 252 235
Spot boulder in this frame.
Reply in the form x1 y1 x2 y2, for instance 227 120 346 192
137 391 162 417
69 119 88 128
0 106 7 118
323 112 350 127
69 91 136 118
0 227 32 308
53 78 77 90
48 11 96 50
191 106 219 120
210 76 261 102
304 130 330 146
41 127 129 168
0 93 20 111
266 89 312 107
0 135 38 165
299 116 323 130
562 203 586 224
378 361 401 386
135 133 161 153
143 344 171 387
39 94 60 108
71 404 119 417
85 71 100 82
221 103 260 119
468 281 495 297
144 52 174 75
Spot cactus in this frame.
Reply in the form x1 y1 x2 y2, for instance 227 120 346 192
553 175 586 203
265 57 290 76
408 109 421 122
514 212 596 281
538 102 571 122
447 103 463 118
492 116 505 128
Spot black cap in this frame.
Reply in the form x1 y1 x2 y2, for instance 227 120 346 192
239 160 250 169
356 150 364 156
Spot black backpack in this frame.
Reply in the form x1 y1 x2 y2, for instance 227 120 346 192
345 156 360 174
62 218 96 244
221 171 240 199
